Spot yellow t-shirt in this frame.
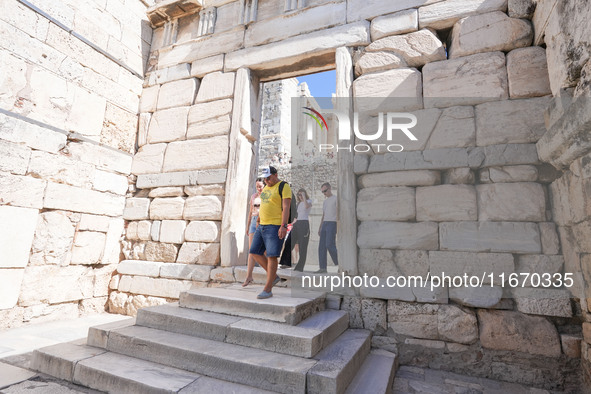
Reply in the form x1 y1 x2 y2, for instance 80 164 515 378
259 181 291 225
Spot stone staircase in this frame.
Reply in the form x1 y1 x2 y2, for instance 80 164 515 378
31 284 397 393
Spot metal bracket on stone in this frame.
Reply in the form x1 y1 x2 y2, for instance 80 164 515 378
147 0 203 27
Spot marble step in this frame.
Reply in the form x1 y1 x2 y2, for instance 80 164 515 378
103 324 371 394
104 324 316 393
178 283 325 325
133 303 348 357
307 329 372 394
345 349 398 394
32 342 273 394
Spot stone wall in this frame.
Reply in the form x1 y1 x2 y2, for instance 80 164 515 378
534 0 591 389
0 0 149 328
342 1 583 389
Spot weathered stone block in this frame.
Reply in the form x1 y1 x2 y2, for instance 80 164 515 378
149 187 185 198
191 54 224 78
209 267 235 283
176 242 220 265
486 165 538 183
79 214 110 233
30 211 75 266
387 300 439 340
156 78 199 110
0 113 66 154
118 275 192 298
429 251 514 283
478 309 561 357
93 170 128 195
442 168 474 184
188 99 233 125
516 254 564 277
507 47 551 98
0 173 46 209
355 51 406 77
0 139 31 176
437 305 478 344
136 169 227 189
476 97 551 146
245 2 346 47
0 268 25 310
123 198 150 220
45 182 125 217
160 263 212 281
395 250 430 278
539 222 560 255
353 68 422 112
439 222 541 253
137 113 150 147
508 0 536 18
367 29 446 68
162 136 229 172
416 185 477 221
27 150 94 188
225 22 369 72
419 0 509 30
137 221 152 241
149 197 185 220
449 12 532 59
358 221 439 250
102 218 124 265
159 220 187 244
361 299 388 335
148 64 191 86
561 334 581 358
512 287 573 317
423 52 508 108
144 241 178 263
19 265 94 306
370 9 418 41
131 143 166 175
65 142 132 175
147 107 189 144
71 231 107 265
482 143 540 167
195 72 235 103
449 286 504 308
357 187 415 221
151 221 161 242
139 85 159 113
426 106 476 150
184 196 223 220
358 249 398 277
185 221 220 242
477 183 546 221
358 170 440 188
184 184 225 196
348 0 439 22
187 116 231 139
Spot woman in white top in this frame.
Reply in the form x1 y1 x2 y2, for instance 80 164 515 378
243 178 265 286
293 188 312 272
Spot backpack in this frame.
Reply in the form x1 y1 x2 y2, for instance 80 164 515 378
278 181 298 224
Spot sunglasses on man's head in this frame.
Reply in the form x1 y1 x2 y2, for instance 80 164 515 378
254 204 260 207
321 189 328 193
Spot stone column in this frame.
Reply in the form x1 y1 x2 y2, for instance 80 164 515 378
335 46 358 275
220 68 258 266
240 0 258 24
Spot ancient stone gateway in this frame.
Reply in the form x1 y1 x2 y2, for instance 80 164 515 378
1 0 590 391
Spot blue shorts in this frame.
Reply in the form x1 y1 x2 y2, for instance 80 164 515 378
249 224 283 258
248 215 258 235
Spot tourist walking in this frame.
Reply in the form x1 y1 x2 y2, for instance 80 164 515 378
293 189 312 272
242 178 265 286
249 166 292 299
316 182 338 273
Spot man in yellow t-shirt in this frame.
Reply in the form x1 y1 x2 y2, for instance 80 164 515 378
249 166 291 299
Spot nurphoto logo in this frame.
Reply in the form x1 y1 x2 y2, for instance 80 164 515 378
304 108 419 153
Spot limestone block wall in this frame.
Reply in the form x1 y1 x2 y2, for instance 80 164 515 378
0 0 150 328
344 2 581 390
533 0 591 388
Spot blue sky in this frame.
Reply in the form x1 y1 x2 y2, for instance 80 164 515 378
297 70 336 99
